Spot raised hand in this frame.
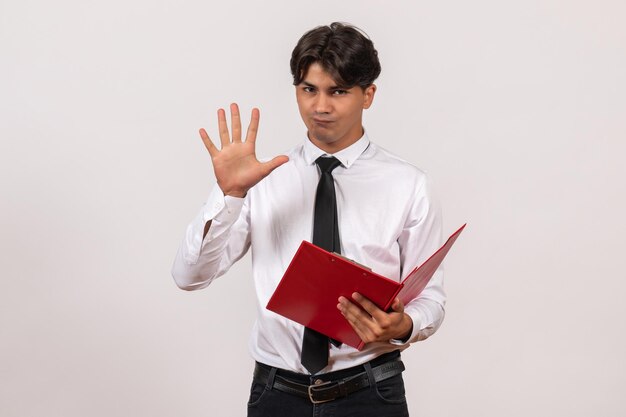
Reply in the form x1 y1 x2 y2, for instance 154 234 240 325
199 103 289 197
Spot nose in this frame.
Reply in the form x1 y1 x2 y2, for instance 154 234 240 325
314 93 332 114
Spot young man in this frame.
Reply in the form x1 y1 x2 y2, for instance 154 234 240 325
172 22 445 417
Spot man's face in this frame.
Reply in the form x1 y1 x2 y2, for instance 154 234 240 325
295 62 376 153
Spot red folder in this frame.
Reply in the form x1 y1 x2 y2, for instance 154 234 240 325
266 224 466 350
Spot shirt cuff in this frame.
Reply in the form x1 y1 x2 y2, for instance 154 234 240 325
388 298 445 345
389 309 422 346
201 185 245 225
183 185 245 263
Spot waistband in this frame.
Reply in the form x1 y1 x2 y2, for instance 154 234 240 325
253 351 404 404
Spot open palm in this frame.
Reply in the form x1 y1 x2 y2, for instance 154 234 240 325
199 103 289 197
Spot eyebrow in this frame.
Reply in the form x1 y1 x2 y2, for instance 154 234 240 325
301 81 350 90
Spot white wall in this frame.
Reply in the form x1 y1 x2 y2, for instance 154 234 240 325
1 1 625 416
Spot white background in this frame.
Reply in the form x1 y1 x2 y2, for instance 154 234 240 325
1 0 625 416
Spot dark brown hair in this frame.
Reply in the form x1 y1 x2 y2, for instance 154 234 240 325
290 22 381 89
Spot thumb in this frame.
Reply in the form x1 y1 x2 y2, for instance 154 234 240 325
391 298 405 313
261 155 289 175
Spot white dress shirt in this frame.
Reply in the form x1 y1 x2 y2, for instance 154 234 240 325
171 133 445 374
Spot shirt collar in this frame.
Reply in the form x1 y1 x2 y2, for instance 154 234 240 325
302 131 370 169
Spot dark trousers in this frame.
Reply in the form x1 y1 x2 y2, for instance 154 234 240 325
247 354 409 417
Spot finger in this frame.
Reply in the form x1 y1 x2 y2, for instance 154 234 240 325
245 108 260 144
199 128 218 157
259 155 289 177
342 314 371 343
217 108 230 147
338 296 377 339
390 298 405 313
352 292 387 321
230 103 242 142
338 296 365 318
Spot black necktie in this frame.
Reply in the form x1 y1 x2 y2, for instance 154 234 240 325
301 156 342 374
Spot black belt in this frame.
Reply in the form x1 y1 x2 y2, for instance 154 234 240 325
253 352 405 404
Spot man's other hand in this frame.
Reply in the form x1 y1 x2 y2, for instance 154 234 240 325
337 293 413 345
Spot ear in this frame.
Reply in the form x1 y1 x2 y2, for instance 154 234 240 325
362 84 377 109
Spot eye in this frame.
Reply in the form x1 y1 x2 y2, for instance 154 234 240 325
302 86 316 93
332 89 348 95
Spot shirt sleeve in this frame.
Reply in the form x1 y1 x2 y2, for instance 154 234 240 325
390 174 446 345
171 184 251 291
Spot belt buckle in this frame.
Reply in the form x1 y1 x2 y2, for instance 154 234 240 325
307 380 335 404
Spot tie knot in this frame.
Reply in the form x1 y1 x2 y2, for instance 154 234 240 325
315 156 341 174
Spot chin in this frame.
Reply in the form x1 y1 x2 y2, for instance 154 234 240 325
311 134 337 145
308 128 334 143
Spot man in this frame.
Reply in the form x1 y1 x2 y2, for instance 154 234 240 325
172 22 445 417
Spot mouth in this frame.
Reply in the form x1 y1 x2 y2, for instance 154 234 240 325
312 118 334 126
